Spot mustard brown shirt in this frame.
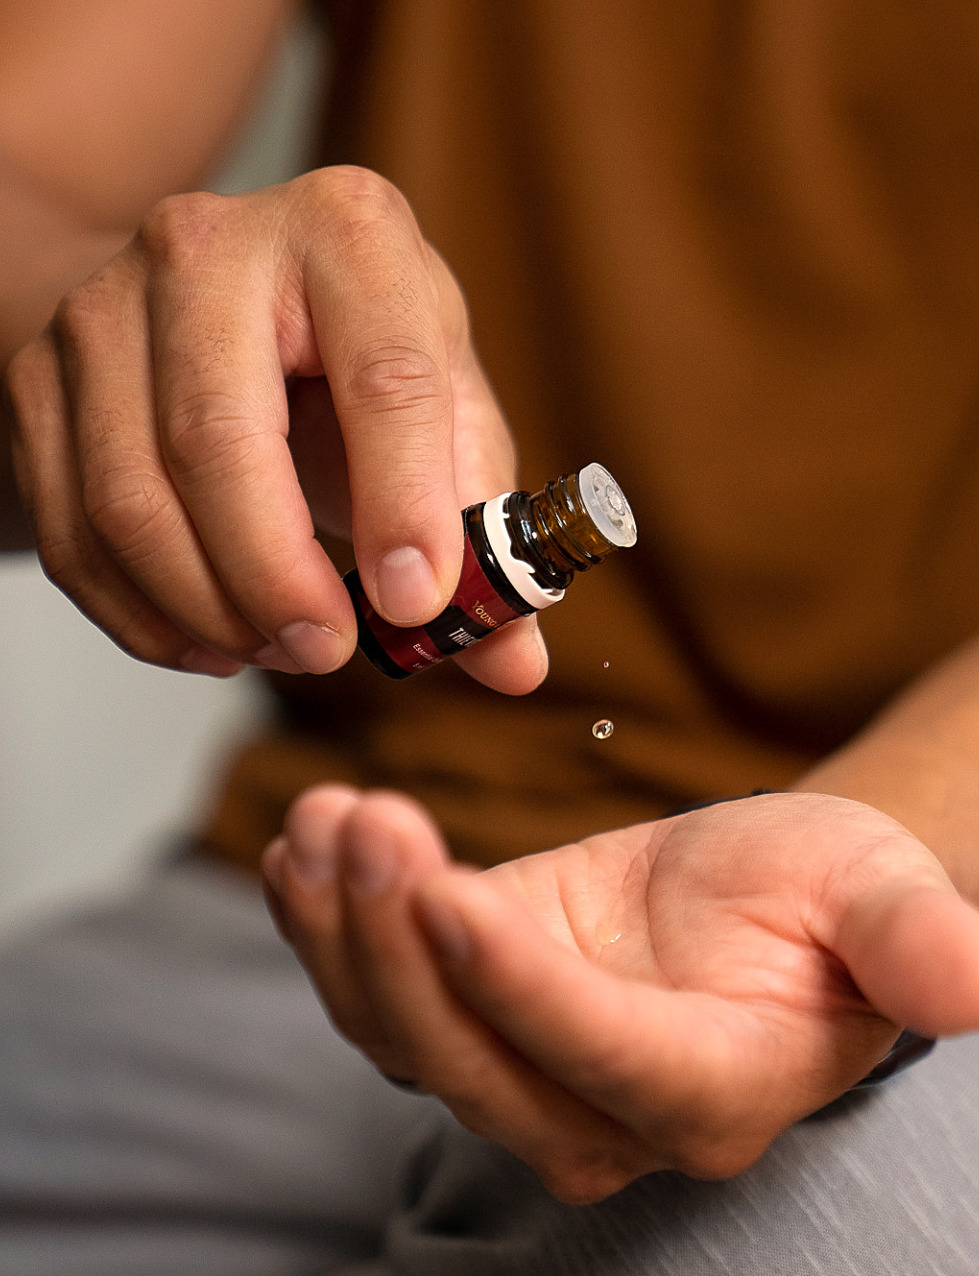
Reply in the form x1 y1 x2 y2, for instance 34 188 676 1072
202 1 979 871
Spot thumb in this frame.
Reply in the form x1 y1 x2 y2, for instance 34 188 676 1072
835 881 979 1037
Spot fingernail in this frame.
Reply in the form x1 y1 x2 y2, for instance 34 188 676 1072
417 893 471 964
374 547 440 623
283 832 338 887
253 641 308 675
276 621 346 674
178 647 244 677
343 829 398 897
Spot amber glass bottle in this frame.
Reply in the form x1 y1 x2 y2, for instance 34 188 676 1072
344 462 637 679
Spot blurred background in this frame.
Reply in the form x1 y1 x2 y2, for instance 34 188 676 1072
0 11 324 938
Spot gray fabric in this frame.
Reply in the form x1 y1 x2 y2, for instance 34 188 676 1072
391 1038 979 1275
0 853 977 1275
0 853 444 1274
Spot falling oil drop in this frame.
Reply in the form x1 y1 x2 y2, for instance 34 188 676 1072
602 660 610 668
592 718 614 740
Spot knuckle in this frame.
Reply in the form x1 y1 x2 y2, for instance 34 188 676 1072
164 392 262 478
32 517 187 670
52 276 116 351
310 164 413 233
109 611 171 666
340 343 446 417
83 462 177 559
138 190 234 268
361 479 436 540
35 523 95 592
300 167 431 279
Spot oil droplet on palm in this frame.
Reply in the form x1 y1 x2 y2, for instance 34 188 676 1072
592 718 614 740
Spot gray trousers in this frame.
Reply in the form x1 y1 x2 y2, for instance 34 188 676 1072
0 853 976 1275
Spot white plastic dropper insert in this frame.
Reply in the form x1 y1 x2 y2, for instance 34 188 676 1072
578 463 638 549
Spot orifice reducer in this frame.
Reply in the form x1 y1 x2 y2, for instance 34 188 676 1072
343 462 637 679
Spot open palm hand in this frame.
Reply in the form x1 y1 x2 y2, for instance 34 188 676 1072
264 789 979 1202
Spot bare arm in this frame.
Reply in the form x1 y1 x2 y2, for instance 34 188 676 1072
0 0 299 548
0 0 300 238
793 635 979 903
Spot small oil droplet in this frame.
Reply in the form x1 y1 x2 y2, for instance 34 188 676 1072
602 660 610 669
592 718 614 740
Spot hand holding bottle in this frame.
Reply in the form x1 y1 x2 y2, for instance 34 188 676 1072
349 464 637 678
263 787 979 1203
4 167 546 692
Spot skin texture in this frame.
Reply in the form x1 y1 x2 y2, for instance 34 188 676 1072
262 636 979 1201
5 0 979 1208
0 0 297 363
263 785 979 1204
261 632 979 1203
6 169 546 689
0 0 297 546
0 5 546 691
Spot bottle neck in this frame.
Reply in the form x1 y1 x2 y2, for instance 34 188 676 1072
513 471 621 575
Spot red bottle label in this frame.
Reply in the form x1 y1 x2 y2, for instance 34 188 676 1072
350 533 532 676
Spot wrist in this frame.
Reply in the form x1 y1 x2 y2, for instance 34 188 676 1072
786 639 979 903
789 741 979 903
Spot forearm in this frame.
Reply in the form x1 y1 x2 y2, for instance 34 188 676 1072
793 636 979 902
0 0 300 550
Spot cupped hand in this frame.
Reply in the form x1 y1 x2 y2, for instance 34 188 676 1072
263 788 979 1203
4 166 545 693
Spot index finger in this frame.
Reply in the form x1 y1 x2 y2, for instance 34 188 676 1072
302 168 467 626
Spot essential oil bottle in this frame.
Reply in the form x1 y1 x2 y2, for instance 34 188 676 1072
343 462 637 679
